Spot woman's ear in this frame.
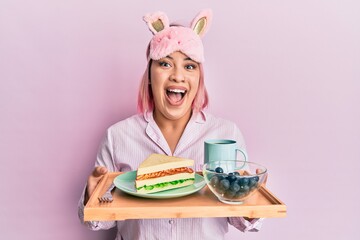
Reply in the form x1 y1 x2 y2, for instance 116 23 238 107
190 9 213 37
143 11 170 34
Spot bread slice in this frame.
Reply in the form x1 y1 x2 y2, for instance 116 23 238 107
137 154 194 175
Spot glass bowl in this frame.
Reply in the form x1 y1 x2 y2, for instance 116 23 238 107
203 160 267 204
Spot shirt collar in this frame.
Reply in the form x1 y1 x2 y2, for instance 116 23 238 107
143 110 207 124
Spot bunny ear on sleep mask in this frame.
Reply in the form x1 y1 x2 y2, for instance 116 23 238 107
190 9 213 38
143 9 213 63
143 11 170 34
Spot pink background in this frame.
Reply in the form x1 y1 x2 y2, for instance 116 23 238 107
1 0 359 239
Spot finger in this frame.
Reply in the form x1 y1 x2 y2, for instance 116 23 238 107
256 168 268 185
86 167 108 199
92 166 108 178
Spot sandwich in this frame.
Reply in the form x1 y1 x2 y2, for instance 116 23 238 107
135 154 195 193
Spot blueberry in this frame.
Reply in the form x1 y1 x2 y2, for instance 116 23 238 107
225 189 236 198
254 176 260 182
210 175 220 187
232 171 240 176
229 182 240 192
237 177 249 186
227 174 237 183
219 179 230 190
238 185 250 193
234 191 247 198
248 176 259 188
217 173 227 181
215 167 224 173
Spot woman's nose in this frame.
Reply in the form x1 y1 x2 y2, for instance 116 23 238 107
170 68 185 82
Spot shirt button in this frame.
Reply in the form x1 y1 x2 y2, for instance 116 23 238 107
169 220 174 224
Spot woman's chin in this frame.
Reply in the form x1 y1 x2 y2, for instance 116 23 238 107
160 106 192 121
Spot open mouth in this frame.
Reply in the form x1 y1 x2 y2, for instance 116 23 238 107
166 88 187 103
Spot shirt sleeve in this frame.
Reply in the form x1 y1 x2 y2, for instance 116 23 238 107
77 128 118 230
78 186 117 230
227 217 264 232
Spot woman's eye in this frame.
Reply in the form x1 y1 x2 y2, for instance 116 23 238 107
159 62 171 67
185 64 196 70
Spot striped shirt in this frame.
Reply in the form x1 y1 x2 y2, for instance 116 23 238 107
78 111 263 240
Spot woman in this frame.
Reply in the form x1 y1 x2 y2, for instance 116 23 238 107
78 9 263 240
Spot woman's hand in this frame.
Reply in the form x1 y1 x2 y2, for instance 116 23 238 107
243 169 268 222
256 168 268 186
84 166 108 204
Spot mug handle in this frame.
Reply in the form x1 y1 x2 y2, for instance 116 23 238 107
236 148 248 161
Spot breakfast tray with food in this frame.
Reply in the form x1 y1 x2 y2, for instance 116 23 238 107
84 172 287 221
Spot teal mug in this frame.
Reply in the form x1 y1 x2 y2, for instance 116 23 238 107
204 139 248 164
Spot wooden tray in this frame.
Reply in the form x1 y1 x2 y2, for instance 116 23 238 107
84 172 286 221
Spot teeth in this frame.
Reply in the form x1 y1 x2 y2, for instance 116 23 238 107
167 89 186 93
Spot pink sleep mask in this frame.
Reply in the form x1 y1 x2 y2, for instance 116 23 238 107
143 9 213 63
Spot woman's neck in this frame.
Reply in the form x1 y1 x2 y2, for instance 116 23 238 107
153 109 192 154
